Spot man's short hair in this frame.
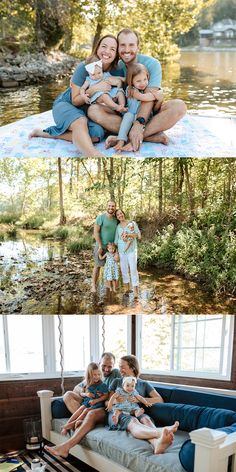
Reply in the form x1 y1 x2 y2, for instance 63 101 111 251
117 28 140 46
107 199 116 205
100 352 116 362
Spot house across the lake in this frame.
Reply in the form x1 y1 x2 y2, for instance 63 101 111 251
199 18 236 47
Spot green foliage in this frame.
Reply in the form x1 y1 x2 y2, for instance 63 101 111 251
53 227 69 240
138 225 176 268
0 232 5 241
40 231 54 239
138 212 236 295
67 236 93 253
0 213 20 224
7 227 17 238
22 215 44 229
0 0 216 58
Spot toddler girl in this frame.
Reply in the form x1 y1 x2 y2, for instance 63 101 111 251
105 63 163 151
107 376 152 426
99 242 119 292
61 362 108 434
80 59 127 112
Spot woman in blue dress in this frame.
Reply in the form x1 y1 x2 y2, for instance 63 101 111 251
29 35 124 157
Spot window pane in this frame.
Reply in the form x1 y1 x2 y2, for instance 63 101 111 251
99 316 128 361
140 315 233 379
0 317 6 373
141 316 172 371
55 316 90 372
8 316 44 373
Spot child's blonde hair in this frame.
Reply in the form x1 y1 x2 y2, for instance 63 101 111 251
126 63 149 90
85 362 101 387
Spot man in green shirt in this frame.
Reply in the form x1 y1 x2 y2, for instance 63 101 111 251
92 200 118 293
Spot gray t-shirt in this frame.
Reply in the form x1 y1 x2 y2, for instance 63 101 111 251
109 378 154 397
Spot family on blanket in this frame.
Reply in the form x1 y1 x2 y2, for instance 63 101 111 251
30 28 187 157
45 353 179 458
92 200 141 297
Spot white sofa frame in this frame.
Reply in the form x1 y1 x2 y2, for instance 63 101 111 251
38 390 236 472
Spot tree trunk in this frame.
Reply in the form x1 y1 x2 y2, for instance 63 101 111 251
34 0 72 50
92 23 103 49
158 159 163 215
58 158 66 225
183 160 195 215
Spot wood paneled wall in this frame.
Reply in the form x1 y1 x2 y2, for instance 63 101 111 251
0 377 82 453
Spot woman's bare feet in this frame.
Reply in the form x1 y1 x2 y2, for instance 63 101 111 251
45 444 69 458
153 428 174 454
29 128 51 139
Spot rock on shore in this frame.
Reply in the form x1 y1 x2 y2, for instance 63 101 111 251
0 50 77 88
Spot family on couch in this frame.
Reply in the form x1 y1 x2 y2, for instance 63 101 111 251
45 352 179 458
30 28 186 157
92 200 141 297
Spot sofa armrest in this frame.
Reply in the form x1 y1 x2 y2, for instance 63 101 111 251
190 427 236 472
37 389 54 441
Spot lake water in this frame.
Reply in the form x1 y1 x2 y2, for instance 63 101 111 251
0 50 235 126
0 231 235 315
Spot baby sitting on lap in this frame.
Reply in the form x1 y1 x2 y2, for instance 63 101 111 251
81 59 127 113
107 376 152 425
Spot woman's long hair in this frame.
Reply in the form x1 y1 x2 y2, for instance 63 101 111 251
86 34 119 69
84 362 101 387
121 355 140 377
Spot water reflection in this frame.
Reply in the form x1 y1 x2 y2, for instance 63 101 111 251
0 232 235 315
0 51 236 126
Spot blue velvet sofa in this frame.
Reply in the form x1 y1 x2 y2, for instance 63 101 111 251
38 383 236 472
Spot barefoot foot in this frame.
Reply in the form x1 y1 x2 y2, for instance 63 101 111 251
45 444 69 458
112 413 119 425
153 428 174 454
29 128 51 139
105 135 118 149
144 132 169 145
166 421 179 433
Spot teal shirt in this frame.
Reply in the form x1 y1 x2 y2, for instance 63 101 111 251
95 213 118 248
115 221 140 254
119 53 162 88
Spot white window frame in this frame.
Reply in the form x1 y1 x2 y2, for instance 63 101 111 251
0 315 132 381
136 315 234 381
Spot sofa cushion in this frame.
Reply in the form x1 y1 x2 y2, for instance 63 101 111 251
52 419 188 472
179 422 236 472
148 403 202 432
170 388 236 411
148 403 236 432
51 398 71 418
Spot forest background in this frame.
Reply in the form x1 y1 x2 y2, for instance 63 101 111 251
0 0 235 61
0 157 235 296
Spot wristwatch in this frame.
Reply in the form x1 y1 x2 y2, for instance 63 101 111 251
135 117 146 126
